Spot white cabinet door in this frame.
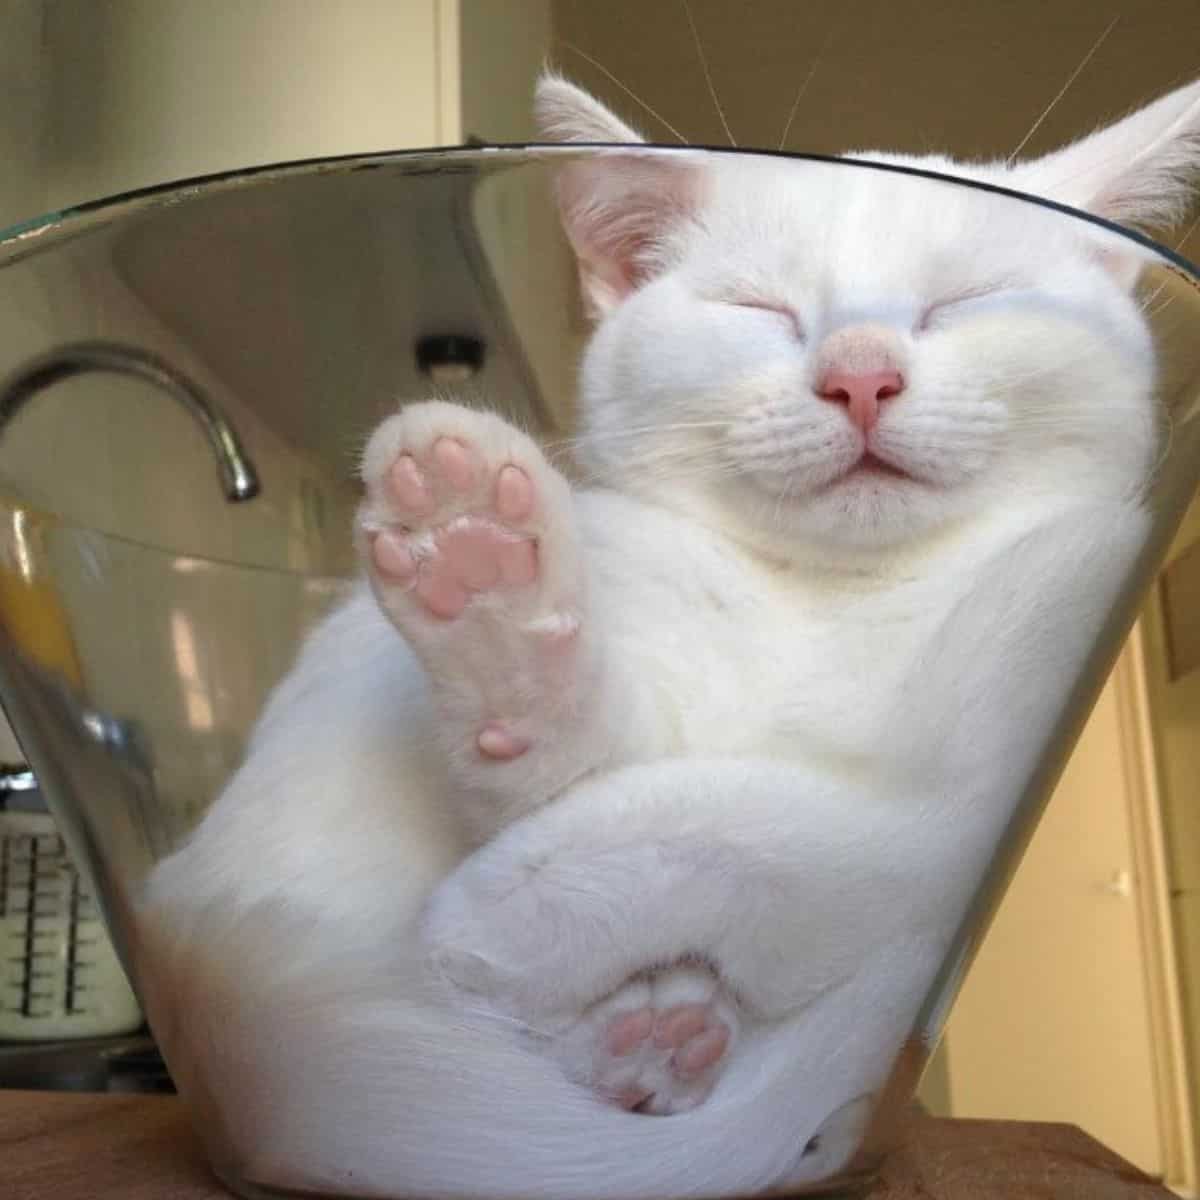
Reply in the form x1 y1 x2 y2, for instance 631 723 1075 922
939 673 1165 1176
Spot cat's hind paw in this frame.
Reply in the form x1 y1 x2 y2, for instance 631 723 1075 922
556 964 738 1115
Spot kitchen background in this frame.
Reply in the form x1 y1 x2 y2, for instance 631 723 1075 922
0 0 1197 1193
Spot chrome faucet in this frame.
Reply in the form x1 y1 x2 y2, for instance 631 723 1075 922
0 341 260 502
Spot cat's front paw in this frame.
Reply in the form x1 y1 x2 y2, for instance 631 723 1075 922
358 401 583 764
555 964 738 1115
360 402 561 619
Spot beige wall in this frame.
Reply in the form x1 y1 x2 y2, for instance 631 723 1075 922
551 0 1199 261
0 1 48 231
460 0 581 430
3 0 459 229
460 0 548 143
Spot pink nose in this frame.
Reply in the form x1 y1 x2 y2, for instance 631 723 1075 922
816 369 905 432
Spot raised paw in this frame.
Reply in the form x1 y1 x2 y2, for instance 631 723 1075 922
357 402 584 782
363 421 543 621
557 964 738 1116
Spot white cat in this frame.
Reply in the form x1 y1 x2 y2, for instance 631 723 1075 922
139 77 1200 1199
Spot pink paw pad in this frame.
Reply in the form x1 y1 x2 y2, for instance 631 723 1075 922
476 723 530 762
387 454 433 515
652 1006 708 1049
432 437 477 491
568 966 738 1117
616 1086 654 1111
415 564 471 620
496 465 534 522
371 529 417 581
370 439 542 620
603 1003 730 1079
675 1027 729 1077
607 1010 654 1057
436 522 538 591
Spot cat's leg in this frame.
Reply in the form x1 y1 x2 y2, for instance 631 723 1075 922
552 963 739 1114
357 401 632 830
422 758 959 1127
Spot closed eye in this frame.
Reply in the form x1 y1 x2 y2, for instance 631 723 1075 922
917 285 1011 332
725 298 805 341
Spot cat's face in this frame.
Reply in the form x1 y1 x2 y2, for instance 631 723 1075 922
576 158 1157 552
538 77 1200 557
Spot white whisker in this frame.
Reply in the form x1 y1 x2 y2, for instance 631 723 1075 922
544 419 730 454
1173 210 1200 253
681 0 736 147
1146 295 1178 321
778 11 843 151
1142 397 1176 491
1136 215 1199 311
772 464 800 527
556 40 690 144
567 441 741 490
1007 13 1119 165
1140 279 1170 310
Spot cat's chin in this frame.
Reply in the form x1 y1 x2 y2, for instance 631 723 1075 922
604 456 972 558
726 467 970 557
801 451 921 499
843 453 911 482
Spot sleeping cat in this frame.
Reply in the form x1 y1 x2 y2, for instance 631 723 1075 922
139 75 1200 1199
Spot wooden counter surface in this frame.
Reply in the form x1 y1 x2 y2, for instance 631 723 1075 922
0 1089 1176 1199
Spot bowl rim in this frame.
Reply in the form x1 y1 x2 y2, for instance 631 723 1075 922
1 142 1197 281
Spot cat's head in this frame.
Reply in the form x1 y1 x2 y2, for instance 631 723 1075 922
537 75 1200 556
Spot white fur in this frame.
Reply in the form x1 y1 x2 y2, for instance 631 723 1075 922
137 75 1199 1198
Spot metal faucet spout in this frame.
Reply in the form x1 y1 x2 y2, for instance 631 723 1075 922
0 342 260 501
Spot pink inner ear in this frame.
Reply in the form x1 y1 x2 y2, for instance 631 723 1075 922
555 154 701 316
573 228 660 319
573 239 644 317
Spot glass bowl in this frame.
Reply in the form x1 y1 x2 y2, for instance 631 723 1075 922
0 145 1197 1198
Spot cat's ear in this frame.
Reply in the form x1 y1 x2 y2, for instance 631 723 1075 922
1015 79 1200 281
534 72 646 144
1018 79 1200 229
535 73 703 317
